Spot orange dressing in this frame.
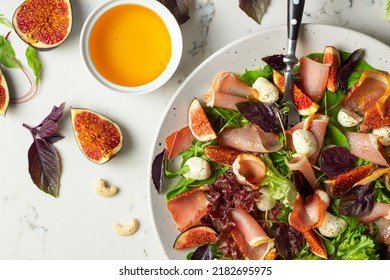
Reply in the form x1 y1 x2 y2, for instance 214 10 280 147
89 4 172 87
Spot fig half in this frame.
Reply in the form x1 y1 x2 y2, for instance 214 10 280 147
0 70 10 116
70 108 123 164
12 0 72 50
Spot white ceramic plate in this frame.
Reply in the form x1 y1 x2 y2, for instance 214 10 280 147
147 23 390 259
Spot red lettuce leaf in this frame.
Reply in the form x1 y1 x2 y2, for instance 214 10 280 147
152 149 167 194
274 223 305 259
28 139 61 197
319 146 356 177
293 170 314 200
236 100 285 133
157 0 191 25
239 0 270 24
339 185 374 216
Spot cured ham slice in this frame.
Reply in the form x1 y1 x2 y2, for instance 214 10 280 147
286 154 317 187
289 189 330 232
346 132 390 166
167 188 209 232
342 70 389 112
359 202 390 224
299 56 330 100
375 218 390 245
231 207 273 248
286 114 329 163
211 72 258 99
231 228 275 260
165 126 194 159
218 124 282 153
204 90 248 110
341 70 390 131
232 154 266 189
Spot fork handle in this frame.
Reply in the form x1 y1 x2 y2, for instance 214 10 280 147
288 0 305 40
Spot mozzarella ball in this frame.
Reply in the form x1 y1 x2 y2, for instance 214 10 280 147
372 126 390 146
318 212 347 238
183 157 212 180
337 108 363 127
292 129 317 157
252 77 279 104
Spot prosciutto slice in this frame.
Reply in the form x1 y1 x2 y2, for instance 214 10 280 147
231 228 275 260
286 114 329 163
218 124 282 153
346 132 390 166
289 189 330 232
231 207 273 248
204 90 248 110
286 154 317 187
299 56 330 100
167 188 209 232
211 72 258 99
165 126 194 159
359 202 390 224
341 70 390 131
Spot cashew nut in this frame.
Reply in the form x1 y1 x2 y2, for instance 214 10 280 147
114 218 139 236
94 179 118 197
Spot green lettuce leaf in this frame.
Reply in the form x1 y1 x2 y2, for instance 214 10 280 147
386 0 390 22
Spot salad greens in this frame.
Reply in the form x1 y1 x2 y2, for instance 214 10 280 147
154 48 390 260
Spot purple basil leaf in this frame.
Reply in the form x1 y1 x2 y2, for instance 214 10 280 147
191 244 213 260
262 54 286 71
46 133 64 144
38 120 57 139
338 48 364 93
274 223 305 259
293 170 315 200
28 139 61 197
319 146 356 177
152 149 167 194
41 102 65 124
239 0 270 24
157 0 191 25
236 100 285 133
339 185 374 216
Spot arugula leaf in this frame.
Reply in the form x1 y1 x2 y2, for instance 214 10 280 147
207 107 250 133
0 13 12 29
0 35 20 68
26 46 42 86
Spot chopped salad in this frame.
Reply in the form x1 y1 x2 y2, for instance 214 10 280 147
152 46 390 260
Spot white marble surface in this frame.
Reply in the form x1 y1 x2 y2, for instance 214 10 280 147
0 0 389 260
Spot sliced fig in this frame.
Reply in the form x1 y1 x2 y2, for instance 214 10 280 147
203 145 241 166
188 98 217 142
323 164 377 198
273 70 319 116
70 108 123 164
0 70 10 116
173 225 217 250
13 0 72 50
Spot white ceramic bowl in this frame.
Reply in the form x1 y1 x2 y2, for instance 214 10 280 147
80 0 183 94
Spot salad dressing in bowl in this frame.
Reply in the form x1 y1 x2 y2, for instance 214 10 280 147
88 4 172 87
80 0 182 94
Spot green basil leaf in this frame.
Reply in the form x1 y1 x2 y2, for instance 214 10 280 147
26 46 42 86
0 35 20 68
327 122 350 149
